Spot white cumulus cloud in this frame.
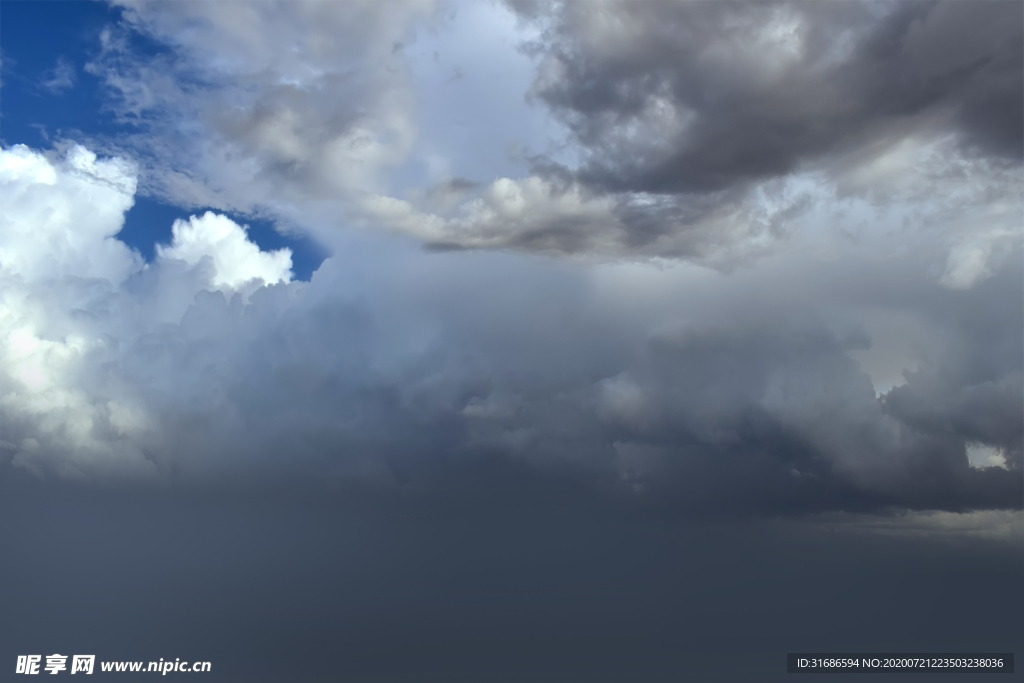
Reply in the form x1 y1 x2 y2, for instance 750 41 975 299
0 144 140 284
0 144 294 479
157 212 292 293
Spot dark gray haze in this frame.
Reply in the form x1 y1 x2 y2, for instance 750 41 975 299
1 474 1021 682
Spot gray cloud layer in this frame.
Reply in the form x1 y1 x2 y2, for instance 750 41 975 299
515 0 1022 194
75 1 1022 264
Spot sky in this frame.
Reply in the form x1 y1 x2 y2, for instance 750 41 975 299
0 1 1021 680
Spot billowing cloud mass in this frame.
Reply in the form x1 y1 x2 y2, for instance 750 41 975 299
0 140 1019 515
0 145 292 479
0 0 1020 518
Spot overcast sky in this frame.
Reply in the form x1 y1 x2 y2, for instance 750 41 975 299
1 1 1021 680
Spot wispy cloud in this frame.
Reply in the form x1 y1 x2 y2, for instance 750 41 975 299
40 56 76 93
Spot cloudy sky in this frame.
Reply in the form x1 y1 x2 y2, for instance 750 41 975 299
1 1 1021 680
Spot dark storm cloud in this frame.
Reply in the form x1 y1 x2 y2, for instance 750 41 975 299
589 313 1022 515
512 0 1023 195
2 143 1020 520
81 249 1020 518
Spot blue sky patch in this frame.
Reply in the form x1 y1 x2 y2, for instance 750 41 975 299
1 0 325 280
